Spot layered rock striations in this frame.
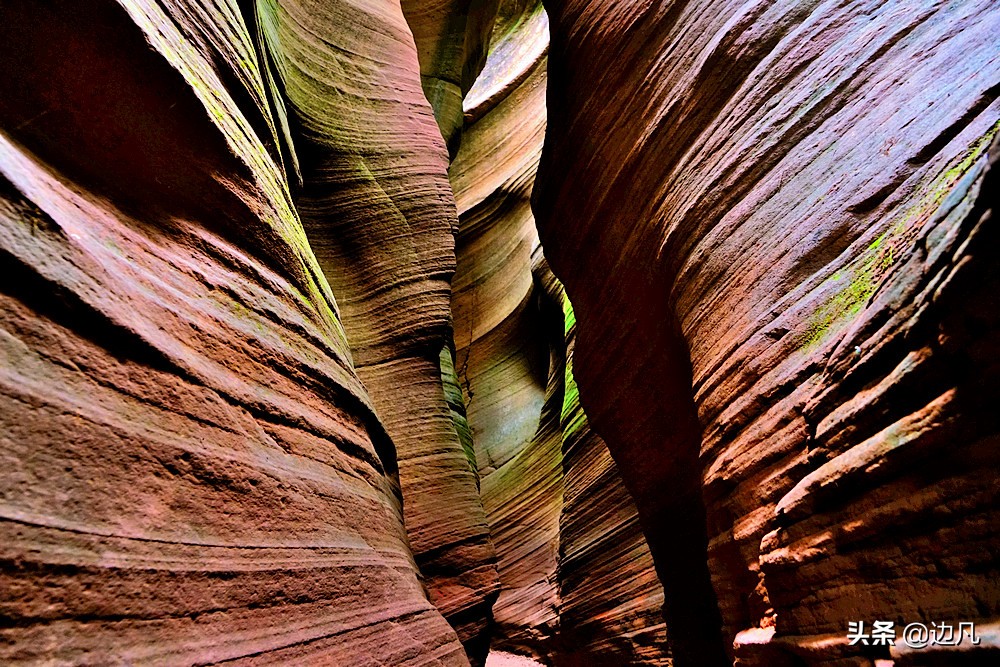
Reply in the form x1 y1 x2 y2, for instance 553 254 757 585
450 4 671 662
4 0 999 665
534 0 1000 664
0 0 470 663
401 0 501 154
450 5 555 654
558 293 670 667
450 2 549 491
257 1 500 661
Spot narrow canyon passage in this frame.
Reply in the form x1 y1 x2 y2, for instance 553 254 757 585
1 1 999 667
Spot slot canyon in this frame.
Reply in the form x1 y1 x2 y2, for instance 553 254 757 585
0 0 998 665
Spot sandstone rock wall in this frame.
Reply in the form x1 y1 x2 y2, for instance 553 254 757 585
258 0 500 660
4 0 999 665
0 0 472 664
450 6 556 654
449 4 672 663
556 283 670 667
401 0 501 154
0 0 512 664
534 0 1000 665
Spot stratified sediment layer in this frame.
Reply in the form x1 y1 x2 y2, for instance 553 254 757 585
4 1 999 665
451 9 555 653
0 1 468 664
534 0 1000 664
401 0 501 154
254 0 500 661
558 290 670 667
450 4 671 662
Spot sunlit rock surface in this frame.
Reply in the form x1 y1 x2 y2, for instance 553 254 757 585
449 4 671 663
3 0 999 665
534 0 1000 664
450 5 554 655
486 650 546 667
401 0 501 155
258 0 500 661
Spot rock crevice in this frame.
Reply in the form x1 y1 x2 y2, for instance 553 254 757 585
2 1 999 666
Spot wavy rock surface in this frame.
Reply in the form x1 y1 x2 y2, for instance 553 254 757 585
0 0 469 664
450 5 555 651
558 293 670 667
450 5 670 662
5 0 999 665
401 0 500 154
233 1 502 662
534 0 1000 664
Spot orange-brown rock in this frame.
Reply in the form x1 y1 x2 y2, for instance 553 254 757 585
556 270 670 667
450 4 671 662
237 1 502 662
401 0 501 154
4 0 1000 665
449 5 554 654
0 0 470 664
534 0 1000 665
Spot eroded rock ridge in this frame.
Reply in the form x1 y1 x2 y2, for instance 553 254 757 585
2 1 998 666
